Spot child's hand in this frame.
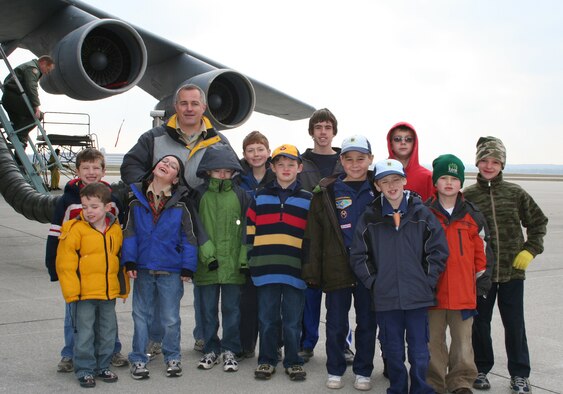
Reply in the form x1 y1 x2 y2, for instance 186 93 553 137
512 250 534 270
127 270 137 279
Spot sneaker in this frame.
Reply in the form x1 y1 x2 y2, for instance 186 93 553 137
111 352 129 367
277 347 283 362
254 364 275 380
222 350 239 372
193 339 205 353
78 374 96 388
146 341 162 360
198 351 220 370
354 375 372 391
166 360 182 377
285 365 307 381
130 361 149 380
97 369 118 383
298 348 314 362
326 374 344 389
57 356 73 373
473 372 491 390
453 389 474 394
510 376 531 394
344 347 355 365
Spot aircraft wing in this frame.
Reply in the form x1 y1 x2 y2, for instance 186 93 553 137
0 0 315 128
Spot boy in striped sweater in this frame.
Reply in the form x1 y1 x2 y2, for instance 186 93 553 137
246 144 312 382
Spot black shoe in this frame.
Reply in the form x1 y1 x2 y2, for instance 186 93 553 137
298 348 314 362
285 365 307 381
78 375 96 388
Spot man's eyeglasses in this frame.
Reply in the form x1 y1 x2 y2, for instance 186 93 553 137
392 136 414 143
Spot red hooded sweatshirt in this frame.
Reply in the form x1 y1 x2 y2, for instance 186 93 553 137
387 122 435 201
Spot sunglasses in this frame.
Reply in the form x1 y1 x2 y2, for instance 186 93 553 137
392 136 414 143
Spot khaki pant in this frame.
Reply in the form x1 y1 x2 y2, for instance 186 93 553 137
427 310 477 393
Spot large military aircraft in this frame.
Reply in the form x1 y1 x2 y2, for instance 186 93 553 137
0 0 315 222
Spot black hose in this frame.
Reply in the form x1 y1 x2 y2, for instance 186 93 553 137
0 136 58 223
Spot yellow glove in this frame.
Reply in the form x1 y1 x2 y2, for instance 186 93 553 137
512 250 534 270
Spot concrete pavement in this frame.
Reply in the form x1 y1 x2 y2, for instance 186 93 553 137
0 179 561 393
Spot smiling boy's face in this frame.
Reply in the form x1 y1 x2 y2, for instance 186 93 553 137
76 159 105 185
375 174 407 206
153 156 180 185
340 151 373 181
243 143 270 169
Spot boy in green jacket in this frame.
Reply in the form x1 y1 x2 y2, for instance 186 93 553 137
193 144 251 373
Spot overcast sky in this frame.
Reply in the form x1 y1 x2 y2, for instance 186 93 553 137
3 0 563 165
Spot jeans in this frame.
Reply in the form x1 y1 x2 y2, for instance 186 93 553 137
473 280 530 377
193 285 203 341
72 299 117 379
198 284 241 354
377 308 433 394
240 276 259 353
149 301 163 343
62 301 122 358
325 284 377 377
301 287 322 350
257 284 305 368
129 270 184 364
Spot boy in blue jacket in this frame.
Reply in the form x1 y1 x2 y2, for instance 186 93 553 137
122 155 198 380
350 159 449 394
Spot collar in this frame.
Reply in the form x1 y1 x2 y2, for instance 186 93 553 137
381 193 408 216
147 182 172 200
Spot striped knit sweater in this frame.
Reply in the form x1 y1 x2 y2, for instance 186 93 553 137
246 180 312 289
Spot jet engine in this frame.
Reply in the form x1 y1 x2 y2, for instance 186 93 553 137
156 69 256 130
40 19 147 100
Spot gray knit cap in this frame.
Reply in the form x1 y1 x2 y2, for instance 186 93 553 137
475 136 506 169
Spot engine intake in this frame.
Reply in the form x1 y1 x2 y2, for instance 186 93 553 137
41 19 147 100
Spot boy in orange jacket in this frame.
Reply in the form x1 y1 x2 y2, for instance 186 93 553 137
425 154 492 394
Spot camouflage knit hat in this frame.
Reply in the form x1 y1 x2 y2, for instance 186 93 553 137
432 154 465 186
475 136 506 169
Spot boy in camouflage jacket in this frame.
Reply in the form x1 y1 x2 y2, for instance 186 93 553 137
463 136 548 394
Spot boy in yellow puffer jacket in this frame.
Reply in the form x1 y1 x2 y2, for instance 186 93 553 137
56 182 128 388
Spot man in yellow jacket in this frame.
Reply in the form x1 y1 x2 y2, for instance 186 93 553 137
56 182 128 388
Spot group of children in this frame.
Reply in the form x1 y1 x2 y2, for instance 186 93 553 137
49 118 547 394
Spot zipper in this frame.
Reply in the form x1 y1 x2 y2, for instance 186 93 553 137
488 181 500 282
279 202 284 221
457 229 464 256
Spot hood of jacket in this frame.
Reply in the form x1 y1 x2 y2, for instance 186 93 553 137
386 121 422 172
196 144 242 179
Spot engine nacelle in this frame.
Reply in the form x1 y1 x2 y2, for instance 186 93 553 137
156 70 256 130
40 19 147 100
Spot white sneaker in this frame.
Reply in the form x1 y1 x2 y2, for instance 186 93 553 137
326 374 344 389
223 350 239 372
198 351 220 370
354 375 372 391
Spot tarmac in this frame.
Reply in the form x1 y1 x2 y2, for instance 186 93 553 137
0 178 561 394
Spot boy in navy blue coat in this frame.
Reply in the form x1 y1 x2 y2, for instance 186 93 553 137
350 159 448 394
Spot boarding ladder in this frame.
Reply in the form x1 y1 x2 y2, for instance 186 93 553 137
0 45 61 194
